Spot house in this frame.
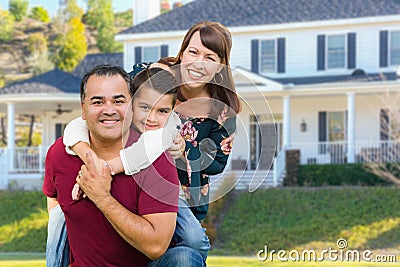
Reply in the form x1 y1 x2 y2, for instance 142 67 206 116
1 0 400 191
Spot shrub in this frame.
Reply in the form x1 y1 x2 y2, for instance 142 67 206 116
29 6 50 23
9 0 28 22
27 33 48 54
297 163 391 186
0 9 14 41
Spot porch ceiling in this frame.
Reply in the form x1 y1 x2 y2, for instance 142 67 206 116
0 94 81 114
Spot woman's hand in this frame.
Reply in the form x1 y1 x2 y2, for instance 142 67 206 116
167 134 186 160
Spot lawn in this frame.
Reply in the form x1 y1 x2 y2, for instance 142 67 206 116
0 188 399 265
0 254 398 267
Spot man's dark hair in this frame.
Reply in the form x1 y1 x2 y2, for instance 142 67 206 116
80 65 132 103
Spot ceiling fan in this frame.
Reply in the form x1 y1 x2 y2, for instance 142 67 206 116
55 104 72 115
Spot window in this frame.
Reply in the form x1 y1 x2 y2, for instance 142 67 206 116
260 40 276 73
380 109 400 140
327 111 346 141
327 35 346 69
143 46 160 62
318 111 347 163
390 31 400 66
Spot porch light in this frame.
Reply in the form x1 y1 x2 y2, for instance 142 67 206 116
300 119 307 132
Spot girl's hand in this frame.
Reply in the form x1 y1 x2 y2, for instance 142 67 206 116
167 135 186 159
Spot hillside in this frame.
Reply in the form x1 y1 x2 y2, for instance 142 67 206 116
0 17 127 87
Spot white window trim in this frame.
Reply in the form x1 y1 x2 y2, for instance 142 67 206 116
326 34 347 70
389 30 400 66
259 39 277 74
142 46 161 62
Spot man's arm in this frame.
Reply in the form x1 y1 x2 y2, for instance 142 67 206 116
95 195 176 260
76 152 177 260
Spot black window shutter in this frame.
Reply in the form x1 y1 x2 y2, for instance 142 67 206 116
251 39 259 73
347 33 356 69
55 123 63 139
317 35 326 71
318 111 327 154
134 46 142 64
161 45 168 58
277 38 286 73
380 31 388 67
380 109 389 140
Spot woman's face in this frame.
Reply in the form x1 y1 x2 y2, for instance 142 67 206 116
179 31 222 92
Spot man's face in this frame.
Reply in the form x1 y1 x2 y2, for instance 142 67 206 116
81 74 133 144
132 86 174 133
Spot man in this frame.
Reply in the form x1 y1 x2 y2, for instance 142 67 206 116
43 65 181 266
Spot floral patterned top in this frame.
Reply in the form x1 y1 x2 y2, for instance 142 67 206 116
176 112 236 220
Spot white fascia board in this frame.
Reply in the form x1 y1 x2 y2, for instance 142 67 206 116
228 15 400 34
0 93 80 103
283 80 400 96
116 30 187 41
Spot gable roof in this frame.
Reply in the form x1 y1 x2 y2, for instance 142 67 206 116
72 52 123 78
0 69 81 95
119 0 400 35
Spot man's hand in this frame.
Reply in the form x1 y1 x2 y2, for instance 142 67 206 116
76 151 113 205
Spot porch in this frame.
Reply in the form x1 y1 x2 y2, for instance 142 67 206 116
1 140 399 190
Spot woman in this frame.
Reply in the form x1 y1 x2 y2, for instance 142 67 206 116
50 21 241 266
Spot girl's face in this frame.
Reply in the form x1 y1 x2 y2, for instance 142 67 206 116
132 87 174 133
179 31 222 91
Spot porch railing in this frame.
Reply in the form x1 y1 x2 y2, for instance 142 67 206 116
290 140 400 165
9 146 49 173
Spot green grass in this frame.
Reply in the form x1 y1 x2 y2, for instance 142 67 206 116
0 255 397 266
0 187 399 265
213 187 400 256
0 191 47 252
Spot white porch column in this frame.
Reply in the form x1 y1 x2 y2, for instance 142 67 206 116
7 102 15 170
347 92 355 163
283 95 291 148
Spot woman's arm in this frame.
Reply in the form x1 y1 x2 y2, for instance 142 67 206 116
202 116 236 176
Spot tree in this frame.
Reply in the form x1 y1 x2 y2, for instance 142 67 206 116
0 8 14 41
26 33 54 75
29 6 50 23
363 81 400 186
9 0 28 22
28 51 54 75
27 33 48 54
114 9 133 27
55 17 87 71
57 0 84 23
53 0 87 71
86 0 122 52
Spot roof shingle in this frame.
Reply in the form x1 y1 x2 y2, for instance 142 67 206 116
0 69 81 95
119 0 400 35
